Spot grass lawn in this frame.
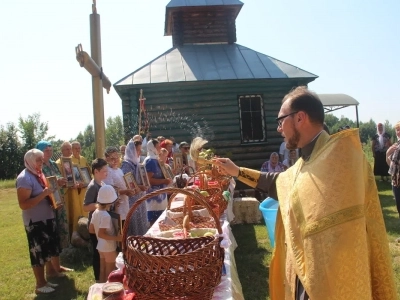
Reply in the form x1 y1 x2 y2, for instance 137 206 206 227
1 179 399 299
0 188 94 300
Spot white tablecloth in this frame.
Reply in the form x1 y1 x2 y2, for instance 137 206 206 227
88 183 244 300
146 194 244 300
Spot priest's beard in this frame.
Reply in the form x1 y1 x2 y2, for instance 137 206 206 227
286 125 300 150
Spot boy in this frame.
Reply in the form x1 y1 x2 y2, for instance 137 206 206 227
89 185 122 283
83 158 108 282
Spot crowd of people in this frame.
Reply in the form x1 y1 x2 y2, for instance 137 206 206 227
16 134 194 293
15 85 400 297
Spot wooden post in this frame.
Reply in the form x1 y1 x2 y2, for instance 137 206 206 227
90 0 106 158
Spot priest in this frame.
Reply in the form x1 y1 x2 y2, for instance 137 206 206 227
215 86 396 300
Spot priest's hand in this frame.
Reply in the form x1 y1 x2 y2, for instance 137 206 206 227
213 158 240 177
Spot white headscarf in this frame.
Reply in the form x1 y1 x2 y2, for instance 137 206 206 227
24 149 44 175
124 140 140 165
377 123 385 149
146 140 159 159
24 149 47 187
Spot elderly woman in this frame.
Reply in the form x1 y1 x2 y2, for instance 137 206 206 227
260 152 286 172
36 141 70 250
16 149 62 294
143 139 172 224
387 122 400 221
36 141 73 275
121 136 149 235
372 123 392 181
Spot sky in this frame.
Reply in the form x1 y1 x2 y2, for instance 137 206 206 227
0 0 399 141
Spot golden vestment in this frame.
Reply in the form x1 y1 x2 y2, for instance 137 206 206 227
57 155 90 233
267 129 396 299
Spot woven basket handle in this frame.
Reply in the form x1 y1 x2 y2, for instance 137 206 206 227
182 194 193 220
122 187 223 250
166 192 180 209
184 168 209 188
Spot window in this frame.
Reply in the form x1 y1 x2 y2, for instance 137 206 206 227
238 95 266 143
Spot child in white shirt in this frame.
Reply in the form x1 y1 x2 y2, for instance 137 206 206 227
89 185 122 283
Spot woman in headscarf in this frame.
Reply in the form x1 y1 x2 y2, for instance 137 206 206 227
120 135 149 235
143 139 172 225
16 149 62 294
372 123 392 181
35 141 70 250
260 152 286 172
35 141 73 275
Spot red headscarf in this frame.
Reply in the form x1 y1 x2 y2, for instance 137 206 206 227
160 139 173 162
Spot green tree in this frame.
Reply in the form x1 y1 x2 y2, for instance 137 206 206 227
0 123 23 179
105 116 124 148
359 119 376 144
76 125 96 161
325 114 357 136
18 113 54 152
384 120 395 143
324 114 339 134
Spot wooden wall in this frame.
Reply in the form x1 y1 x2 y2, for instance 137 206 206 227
117 79 308 170
171 8 237 46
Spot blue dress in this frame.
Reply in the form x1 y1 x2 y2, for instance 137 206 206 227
143 158 168 223
121 160 149 236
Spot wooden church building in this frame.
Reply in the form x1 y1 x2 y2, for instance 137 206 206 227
114 0 318 170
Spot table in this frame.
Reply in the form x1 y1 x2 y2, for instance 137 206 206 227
88 181 244 299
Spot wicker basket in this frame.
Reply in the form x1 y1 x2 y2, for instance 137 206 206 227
181 168 230 217
169 204 219 220
167 191 219 217
122 188 224 300
216 176 231 191
159 191 216 231
193 187 227 218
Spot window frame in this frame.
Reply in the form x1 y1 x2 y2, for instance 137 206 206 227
238 94 266 144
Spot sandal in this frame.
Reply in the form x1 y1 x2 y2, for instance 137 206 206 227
46 282 59 288
35 286 55 294
60 266 74 272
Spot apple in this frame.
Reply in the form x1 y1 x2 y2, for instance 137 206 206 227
203 232 214 237
199 190 209 197
108 269 124 283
